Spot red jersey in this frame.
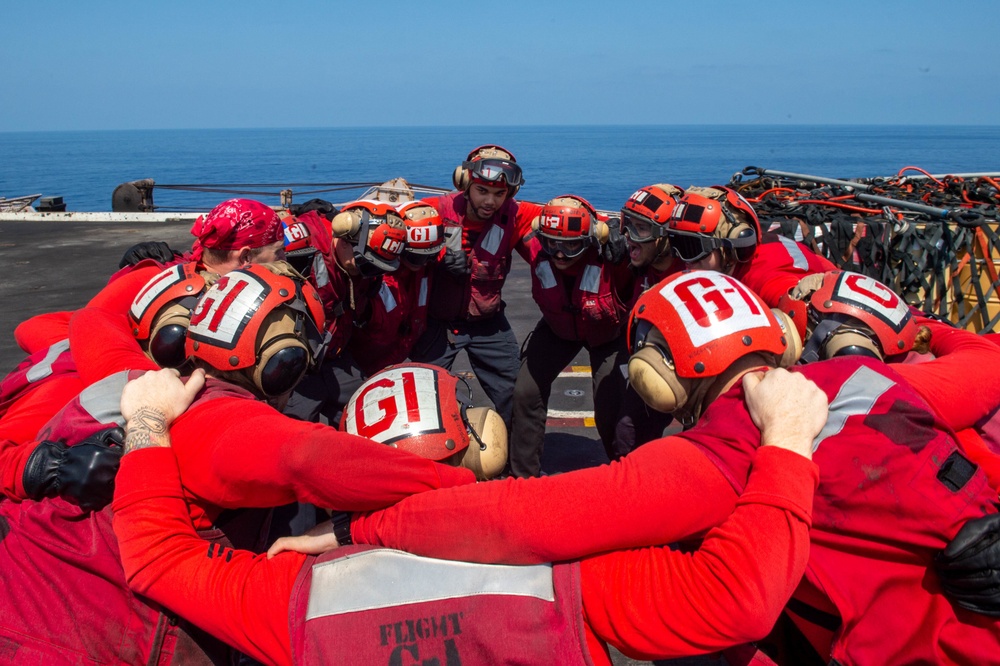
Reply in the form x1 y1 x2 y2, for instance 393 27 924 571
524 238 634 347
734 232 837 307
353 357 1000 664
112 444 816 666
424 192 540 321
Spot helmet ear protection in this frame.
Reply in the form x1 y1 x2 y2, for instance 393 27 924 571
186 262 327 398
626 324 693 414
460 406 508 480
453 144 521 197
770 308 803 368
129 263 217 369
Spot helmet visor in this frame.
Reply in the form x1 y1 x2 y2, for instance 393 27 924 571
667 230 722 263
621 209 665 243
465 158 524 188
539 235 590 258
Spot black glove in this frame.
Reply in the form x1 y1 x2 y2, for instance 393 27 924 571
289 198 339 221
441 247 471 277
118 241 180 269
22 427 125 512
935 511 1000 616
601 218 628 265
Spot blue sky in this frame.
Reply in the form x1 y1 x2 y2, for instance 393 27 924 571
2 0 997 131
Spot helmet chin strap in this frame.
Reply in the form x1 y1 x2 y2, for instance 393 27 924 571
454 375 487 451
672 375 715 430
800 318 844 364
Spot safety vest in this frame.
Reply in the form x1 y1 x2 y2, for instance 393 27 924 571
0 372 266 665
348 268 432 376
0 339 76 421
525 239 626 347
682 357 1000 665
429 192 519 322
288 545 595 666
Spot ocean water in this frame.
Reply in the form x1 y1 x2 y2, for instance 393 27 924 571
1 125 999 213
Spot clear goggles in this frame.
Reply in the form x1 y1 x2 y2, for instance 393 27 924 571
465 158 524 188
539 235 590 259
621 209 667 243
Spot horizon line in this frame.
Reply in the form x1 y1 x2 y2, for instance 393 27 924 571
3 122 1000 134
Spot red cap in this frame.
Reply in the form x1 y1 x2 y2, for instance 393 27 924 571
189 199 283 258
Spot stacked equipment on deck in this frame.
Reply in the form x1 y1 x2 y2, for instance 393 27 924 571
731 166 1000 332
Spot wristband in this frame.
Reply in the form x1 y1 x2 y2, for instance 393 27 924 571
331 511 353 546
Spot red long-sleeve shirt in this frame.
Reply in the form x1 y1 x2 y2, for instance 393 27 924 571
893 316 1000 432
13 310 73 354
113 446 816 666
69 265 163 386
168 393 475 530
354 436 737 564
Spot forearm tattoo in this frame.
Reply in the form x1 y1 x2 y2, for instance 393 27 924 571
124 407 170 453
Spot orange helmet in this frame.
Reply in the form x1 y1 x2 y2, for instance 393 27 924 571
620 184 684 243
340 363 508 480
397 200 445 265
666 186 761 264
129 263 215 369
278 210 317 275
185 263 327 397
452 144 523 196
789 270 919 363
531 195 607 258
331 200 407 277
627 270 799 425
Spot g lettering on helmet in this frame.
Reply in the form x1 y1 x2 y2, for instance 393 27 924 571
408 225 439 245
188 273 268 349
836 273 910 331
344 366 444 444
539 214 564 234
628 190 649 205
130 265 187 322
661 273 771 348
283 221 309 243
380 236 404 256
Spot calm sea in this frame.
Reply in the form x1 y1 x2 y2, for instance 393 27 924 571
2 125 999 212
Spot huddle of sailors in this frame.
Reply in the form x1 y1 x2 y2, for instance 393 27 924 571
2 144 1000 665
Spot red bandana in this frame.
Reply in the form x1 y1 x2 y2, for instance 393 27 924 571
189 199 283 257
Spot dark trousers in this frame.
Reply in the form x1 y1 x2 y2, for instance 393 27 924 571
283 351 367 426
613 382 674 459
508 319 629 478
410 312 520 429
